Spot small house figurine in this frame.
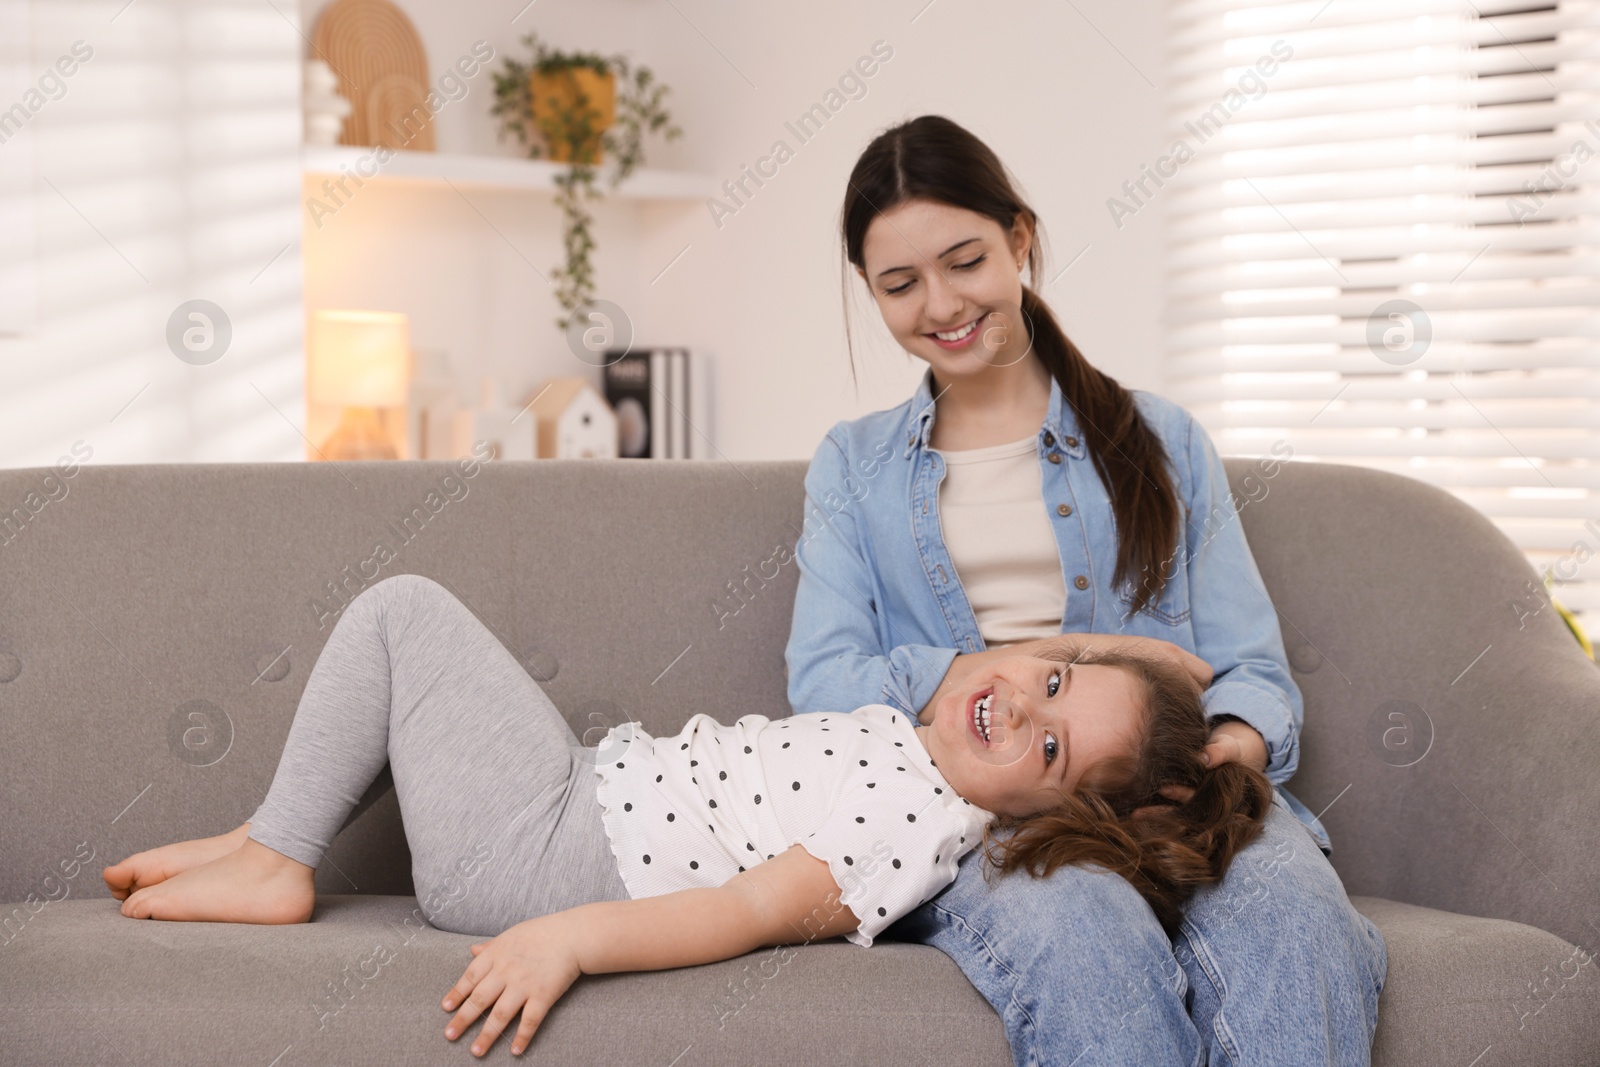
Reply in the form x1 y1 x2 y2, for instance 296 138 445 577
526 377 618 458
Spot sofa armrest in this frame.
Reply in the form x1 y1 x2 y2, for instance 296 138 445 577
1225 457 1600 954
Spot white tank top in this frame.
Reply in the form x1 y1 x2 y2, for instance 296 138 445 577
934 433 1067 647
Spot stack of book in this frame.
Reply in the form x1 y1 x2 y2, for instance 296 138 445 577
601 348 712 459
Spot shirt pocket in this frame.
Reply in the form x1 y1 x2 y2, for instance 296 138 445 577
1114 547 1192 627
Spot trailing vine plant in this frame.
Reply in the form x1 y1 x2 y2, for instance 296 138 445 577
491 32 681 330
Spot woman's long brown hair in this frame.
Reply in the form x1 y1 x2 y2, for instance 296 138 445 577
841 114 1182 613
978 644 1273 935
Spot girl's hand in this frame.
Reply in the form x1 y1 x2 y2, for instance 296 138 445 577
441 915 582 1057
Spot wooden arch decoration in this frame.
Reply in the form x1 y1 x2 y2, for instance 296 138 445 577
310 0 436 152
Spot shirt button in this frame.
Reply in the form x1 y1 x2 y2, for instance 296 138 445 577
1048 453 1061 464
1065 435 1079 448
1074 575 1089 590
1043 431 1055 447
1057 503 1072 517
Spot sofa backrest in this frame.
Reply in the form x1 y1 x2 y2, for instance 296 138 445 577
2 456 1594 952
0 458 808 906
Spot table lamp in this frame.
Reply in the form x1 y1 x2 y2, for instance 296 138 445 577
309 309 411 460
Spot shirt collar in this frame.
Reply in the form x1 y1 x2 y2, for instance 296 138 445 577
903 365 1085 460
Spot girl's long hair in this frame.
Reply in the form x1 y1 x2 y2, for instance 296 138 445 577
841 114 1181 614
978 644 1273 935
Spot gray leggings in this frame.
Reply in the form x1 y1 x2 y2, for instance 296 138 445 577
247 573 631 936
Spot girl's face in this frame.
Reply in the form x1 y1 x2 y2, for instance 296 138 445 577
915 655 1145 819
857 198 1034 381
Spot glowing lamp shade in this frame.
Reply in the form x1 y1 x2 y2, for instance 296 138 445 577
309 310 411 406
309 310 411 460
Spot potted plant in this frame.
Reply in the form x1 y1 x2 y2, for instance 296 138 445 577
491 33 681 330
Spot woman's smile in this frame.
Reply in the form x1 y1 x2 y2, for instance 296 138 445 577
928 316 983 350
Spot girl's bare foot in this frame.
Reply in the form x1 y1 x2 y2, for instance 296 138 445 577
120 837 315 924
103 823 253 901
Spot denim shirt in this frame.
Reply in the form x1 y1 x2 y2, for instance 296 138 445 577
784 367 1332 854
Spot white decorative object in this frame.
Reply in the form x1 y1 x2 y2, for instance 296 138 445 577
405 347 457 460
451 377 535 461
526 376 618 459
303 59 352 146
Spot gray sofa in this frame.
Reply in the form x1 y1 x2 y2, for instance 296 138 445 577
1 455 1596 1066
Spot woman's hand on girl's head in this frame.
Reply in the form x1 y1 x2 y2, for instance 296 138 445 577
1122 636 1213 688
441 916 582 1057
1051 634 1213 689
1172 645 1214 689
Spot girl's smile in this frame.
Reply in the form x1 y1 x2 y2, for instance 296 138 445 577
915 655 1146 819
967 684 993 745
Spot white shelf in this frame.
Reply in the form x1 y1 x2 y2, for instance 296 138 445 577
302 144 713 201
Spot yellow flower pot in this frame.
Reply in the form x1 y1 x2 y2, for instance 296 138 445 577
529 67 616 164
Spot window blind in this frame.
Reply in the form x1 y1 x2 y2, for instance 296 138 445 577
0 0 303 467
1164 0 1600 638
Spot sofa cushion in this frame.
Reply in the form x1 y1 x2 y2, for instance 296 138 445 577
1355 896 1600 1066
0 895 1008 1066
3 893 1594 1066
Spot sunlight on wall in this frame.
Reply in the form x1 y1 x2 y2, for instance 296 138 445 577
0 0 303 468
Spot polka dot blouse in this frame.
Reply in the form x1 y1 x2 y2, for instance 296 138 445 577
591 704 994 947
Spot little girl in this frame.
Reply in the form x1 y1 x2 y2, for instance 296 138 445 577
103 574 1268 1059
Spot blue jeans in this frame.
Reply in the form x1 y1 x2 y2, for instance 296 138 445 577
885 789 1387 1067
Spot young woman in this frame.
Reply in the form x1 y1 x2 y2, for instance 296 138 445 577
785 115 1388 1066
101 573 1267 1059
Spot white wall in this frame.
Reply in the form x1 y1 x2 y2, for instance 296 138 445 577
0 0 304 468
0 0 1168 468
298 0 1171 462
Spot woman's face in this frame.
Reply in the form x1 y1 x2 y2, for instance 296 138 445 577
857 198 1033 381
915 655 1145 819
